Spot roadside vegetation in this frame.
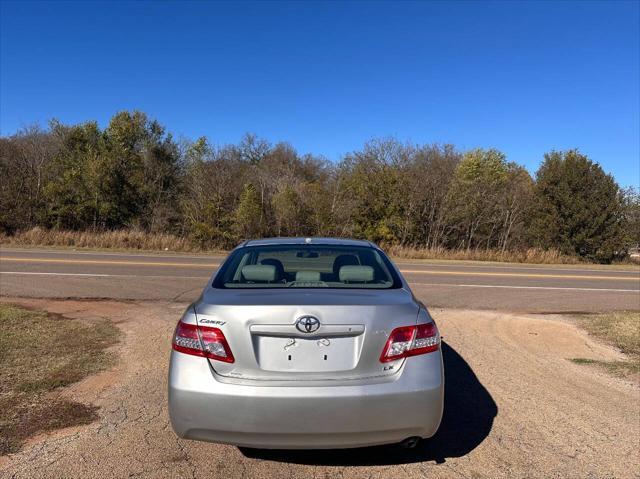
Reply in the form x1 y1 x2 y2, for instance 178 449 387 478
385 245 584 264
0 228 582 263
0 303 120 455
0 227 197 253
571 311 640 381
1 111 638 263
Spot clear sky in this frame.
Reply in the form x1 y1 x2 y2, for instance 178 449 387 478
1 0 638 186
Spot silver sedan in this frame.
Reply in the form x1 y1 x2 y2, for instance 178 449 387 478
168 238 444 449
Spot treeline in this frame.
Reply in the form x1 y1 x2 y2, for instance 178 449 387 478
1 111 638 263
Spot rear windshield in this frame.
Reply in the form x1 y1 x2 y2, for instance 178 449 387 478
213 244 402 289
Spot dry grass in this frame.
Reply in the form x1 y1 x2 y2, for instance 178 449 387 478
571 311 640 381
0 227 199 252
2 228 636 265
385 245 583 264
0 303 120 455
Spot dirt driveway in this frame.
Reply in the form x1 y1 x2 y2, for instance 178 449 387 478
1 299 638 479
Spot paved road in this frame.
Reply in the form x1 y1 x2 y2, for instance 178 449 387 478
1 248 638 312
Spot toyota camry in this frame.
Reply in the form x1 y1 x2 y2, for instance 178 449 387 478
168 237 444 449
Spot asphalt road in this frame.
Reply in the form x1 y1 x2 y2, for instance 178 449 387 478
1 247 639 312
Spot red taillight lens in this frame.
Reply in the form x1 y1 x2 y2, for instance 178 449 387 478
172 320 234 363
380 325 415 362
408 323 439 356
380 322 439 363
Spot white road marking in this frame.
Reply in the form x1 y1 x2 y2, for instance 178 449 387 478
410 282 640 293
395 261 640 274
0 247 223 260
2 257 636 280
2 248 639 274
0 271 208 279
1 271 638 293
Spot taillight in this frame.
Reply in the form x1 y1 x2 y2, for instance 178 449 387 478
380 322 439 362
172 320 234 363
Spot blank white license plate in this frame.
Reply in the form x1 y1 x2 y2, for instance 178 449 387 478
254 336 358 372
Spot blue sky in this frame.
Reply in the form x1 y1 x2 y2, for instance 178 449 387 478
1 1 638 186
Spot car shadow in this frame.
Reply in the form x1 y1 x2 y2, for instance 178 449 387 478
239 341 497 465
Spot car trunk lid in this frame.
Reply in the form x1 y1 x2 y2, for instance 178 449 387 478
194 288 419 382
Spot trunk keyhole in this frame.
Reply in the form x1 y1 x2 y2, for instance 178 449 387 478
323 355 327 360
288 355 291 361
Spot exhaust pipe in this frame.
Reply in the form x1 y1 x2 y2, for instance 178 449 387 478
399 436 421 449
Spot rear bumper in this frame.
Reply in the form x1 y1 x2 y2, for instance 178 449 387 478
168 350 444 449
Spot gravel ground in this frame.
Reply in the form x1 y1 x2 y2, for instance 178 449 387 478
1 299 638 479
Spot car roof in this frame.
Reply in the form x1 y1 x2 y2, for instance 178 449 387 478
241 237 377 248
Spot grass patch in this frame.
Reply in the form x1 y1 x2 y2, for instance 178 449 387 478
0 227 200 252
3 227 638 265
0 304 120 455
386 245 583 264
571 311 640 380
1 227 628 265
570 358 640 376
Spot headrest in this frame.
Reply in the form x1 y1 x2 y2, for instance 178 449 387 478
242 264 276 282
339 265 374 283
333 254 359 274
296 270 321 282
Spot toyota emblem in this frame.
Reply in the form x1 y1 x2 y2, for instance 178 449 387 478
295 315 321 333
